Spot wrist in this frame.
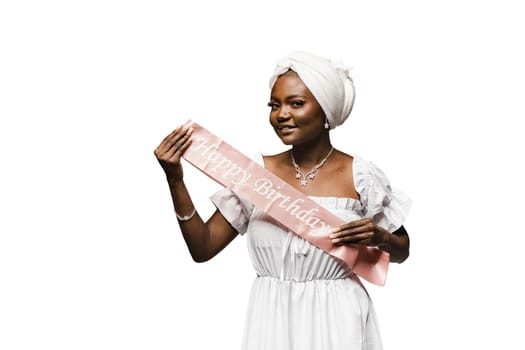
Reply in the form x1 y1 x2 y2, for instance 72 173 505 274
376 231 391 251
166 176 184 187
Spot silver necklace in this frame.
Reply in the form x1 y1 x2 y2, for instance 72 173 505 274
290 147 334 186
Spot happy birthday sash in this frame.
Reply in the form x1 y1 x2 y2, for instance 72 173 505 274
182 120 390 286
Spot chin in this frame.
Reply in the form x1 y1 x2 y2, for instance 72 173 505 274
276 134 296 145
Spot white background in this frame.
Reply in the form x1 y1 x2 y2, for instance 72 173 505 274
1 0 524 349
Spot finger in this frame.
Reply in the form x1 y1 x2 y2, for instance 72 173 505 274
345 218 373 228
169 135 193 161
330 218 373 233
332 232 372 245
332 232 370 244
172 127 193 151
346 223 376 235
329 222 375 239
156 125 189 153
161 126 189 153
165 130 193 161
353 238 375 246
155 129 181 156
333 238 375 246
157 126 192 157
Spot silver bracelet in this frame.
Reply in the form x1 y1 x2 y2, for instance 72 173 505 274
175 208 196 222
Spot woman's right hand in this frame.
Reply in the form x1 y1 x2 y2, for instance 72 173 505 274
154 125 193 182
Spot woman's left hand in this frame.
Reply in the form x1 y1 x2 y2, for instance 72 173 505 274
329 218 390 247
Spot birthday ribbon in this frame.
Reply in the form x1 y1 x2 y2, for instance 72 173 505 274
182 120 390 286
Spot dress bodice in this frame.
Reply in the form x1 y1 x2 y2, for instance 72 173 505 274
246 196 363 281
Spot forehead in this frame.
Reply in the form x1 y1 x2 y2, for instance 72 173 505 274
271 71 313 98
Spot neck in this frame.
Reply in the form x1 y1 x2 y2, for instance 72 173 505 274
290 136 333 168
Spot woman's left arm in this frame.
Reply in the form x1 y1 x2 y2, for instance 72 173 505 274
329 219 410 263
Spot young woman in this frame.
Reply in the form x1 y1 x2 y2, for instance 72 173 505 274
154 51 411 350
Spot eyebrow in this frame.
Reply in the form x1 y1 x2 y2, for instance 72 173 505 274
270 94 307 101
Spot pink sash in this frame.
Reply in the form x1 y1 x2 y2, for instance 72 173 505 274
182 120 389 286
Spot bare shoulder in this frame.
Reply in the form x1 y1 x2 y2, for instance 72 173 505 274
262 151 298 182
324 149 359 199
333 149 354 162
329 149 355 171
262 151 290 171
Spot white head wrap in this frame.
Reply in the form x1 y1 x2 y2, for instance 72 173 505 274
269 51 355 129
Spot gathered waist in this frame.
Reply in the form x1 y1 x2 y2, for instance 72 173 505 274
253 274 368 295
255 273 354 283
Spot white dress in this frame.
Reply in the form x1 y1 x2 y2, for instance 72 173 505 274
210 155 411 350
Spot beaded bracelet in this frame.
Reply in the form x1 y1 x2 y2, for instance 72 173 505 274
175 208 196 222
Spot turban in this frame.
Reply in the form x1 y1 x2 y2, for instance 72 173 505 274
269 51 355 129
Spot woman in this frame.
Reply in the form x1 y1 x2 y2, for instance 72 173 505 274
154 51 411 350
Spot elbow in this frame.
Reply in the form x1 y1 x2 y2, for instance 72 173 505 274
190 251 214 263
191 254 210 263
185 238 214 263
393 239 410 264
390 228 410 263
395 249 409 264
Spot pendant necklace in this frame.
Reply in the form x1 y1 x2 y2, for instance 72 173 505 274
290 147 334 186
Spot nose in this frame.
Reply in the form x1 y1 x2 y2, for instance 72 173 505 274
277 106 291 122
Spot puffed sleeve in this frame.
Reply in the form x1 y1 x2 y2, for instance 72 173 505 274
354 156 412 232
210 188 255 235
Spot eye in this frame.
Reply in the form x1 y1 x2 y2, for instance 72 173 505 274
291 100 305 108
267 101 279 110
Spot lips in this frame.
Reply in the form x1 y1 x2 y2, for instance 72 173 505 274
277 125 296 131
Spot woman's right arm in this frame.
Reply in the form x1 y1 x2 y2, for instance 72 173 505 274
154 125 240 262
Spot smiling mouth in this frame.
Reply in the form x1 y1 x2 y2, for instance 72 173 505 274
277 125 296 131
